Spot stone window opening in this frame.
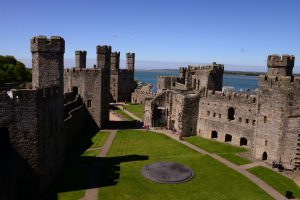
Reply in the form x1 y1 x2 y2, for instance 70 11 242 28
239 117 242 122
207 111 210 116
211 131 218 139
87 100 92 108
227 107 235 121
265 140 268 146
264 116 267 123
225 134 232 142
213 112 216 117
262 152 268 160
253 98 256 103
245 119 249 124
240 137 247 146
173 83 175 87
252 120 256 125
219 114 221 118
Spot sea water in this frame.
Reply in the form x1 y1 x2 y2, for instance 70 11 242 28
135 70 258 92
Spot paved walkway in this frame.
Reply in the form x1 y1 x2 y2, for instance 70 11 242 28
151 129 286 200
83 130 117 200
116 105 142 121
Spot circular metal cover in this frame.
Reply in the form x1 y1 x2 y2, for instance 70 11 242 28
141 162 194 184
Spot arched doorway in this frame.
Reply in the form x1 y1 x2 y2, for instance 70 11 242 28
72 86 78 95
240 137 247 146
262 152 268 160
211 131 218 139
227 107 235 120
225 134 232 142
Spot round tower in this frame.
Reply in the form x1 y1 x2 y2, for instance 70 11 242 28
267 54 295 76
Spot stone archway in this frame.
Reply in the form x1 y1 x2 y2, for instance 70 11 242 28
225 134 232 142
227 107 235 120
262 152 268 160
211 131 218 139
240 137 247 146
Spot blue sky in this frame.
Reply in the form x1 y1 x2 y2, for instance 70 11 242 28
1 0 300 72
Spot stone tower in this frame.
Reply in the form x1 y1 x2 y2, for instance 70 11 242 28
267 54 295 76
254 54 300 167
126 52 135 71
31 36 65 89
111 51 120 72
97 45 112 70
75 50 86 68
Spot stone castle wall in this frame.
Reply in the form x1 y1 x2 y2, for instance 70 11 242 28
197 91 257 148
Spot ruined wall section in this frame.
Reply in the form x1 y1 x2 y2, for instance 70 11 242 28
255 75 300 166
64 68 104 127
157 76 178 93
197 91 257 148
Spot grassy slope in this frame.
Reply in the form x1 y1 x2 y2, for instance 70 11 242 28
124 104 144 119
98 130 271 200
185 136 251 165
248 166 300 198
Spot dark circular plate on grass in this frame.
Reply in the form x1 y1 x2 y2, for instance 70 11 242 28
141 162 194 184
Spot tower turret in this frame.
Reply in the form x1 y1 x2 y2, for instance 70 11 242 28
96 45 112 70
31 36 65 89
267 54 295 76
111 51 120 72
75 50 86 68
126 53 135 71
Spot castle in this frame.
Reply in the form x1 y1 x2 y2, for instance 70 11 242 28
144 55 300 169
0 35 135 200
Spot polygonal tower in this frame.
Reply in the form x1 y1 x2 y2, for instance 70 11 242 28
31 36 65 89
75 50 87 68
267 54 295 76
126 52 135 71
96 45 112 70
111 51 120 72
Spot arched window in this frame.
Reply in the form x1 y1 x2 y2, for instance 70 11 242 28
211 131 218 139
240 137 247 146
228 107 235 120
225 134 232 142
262 152 268 160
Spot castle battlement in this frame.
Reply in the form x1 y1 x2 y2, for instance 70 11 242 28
126 52 135 57
182 63 224 71
111 51 120 57
64 68 101 74
96 45 112 54
31 36 65 53
75 50 86 55
259 75 300 87
267 54 295 67
206 90 257 103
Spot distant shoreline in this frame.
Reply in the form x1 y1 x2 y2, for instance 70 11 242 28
136 69 300 76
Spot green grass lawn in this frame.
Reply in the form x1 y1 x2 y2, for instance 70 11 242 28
90 131 110 148
98 130 272 200
124 103 144 119
248 166 300 198
113 106 135 121
185 136 251 165
45 131 111 200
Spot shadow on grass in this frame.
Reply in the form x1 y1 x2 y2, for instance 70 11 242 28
107 120 142 130
44 154 148 200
